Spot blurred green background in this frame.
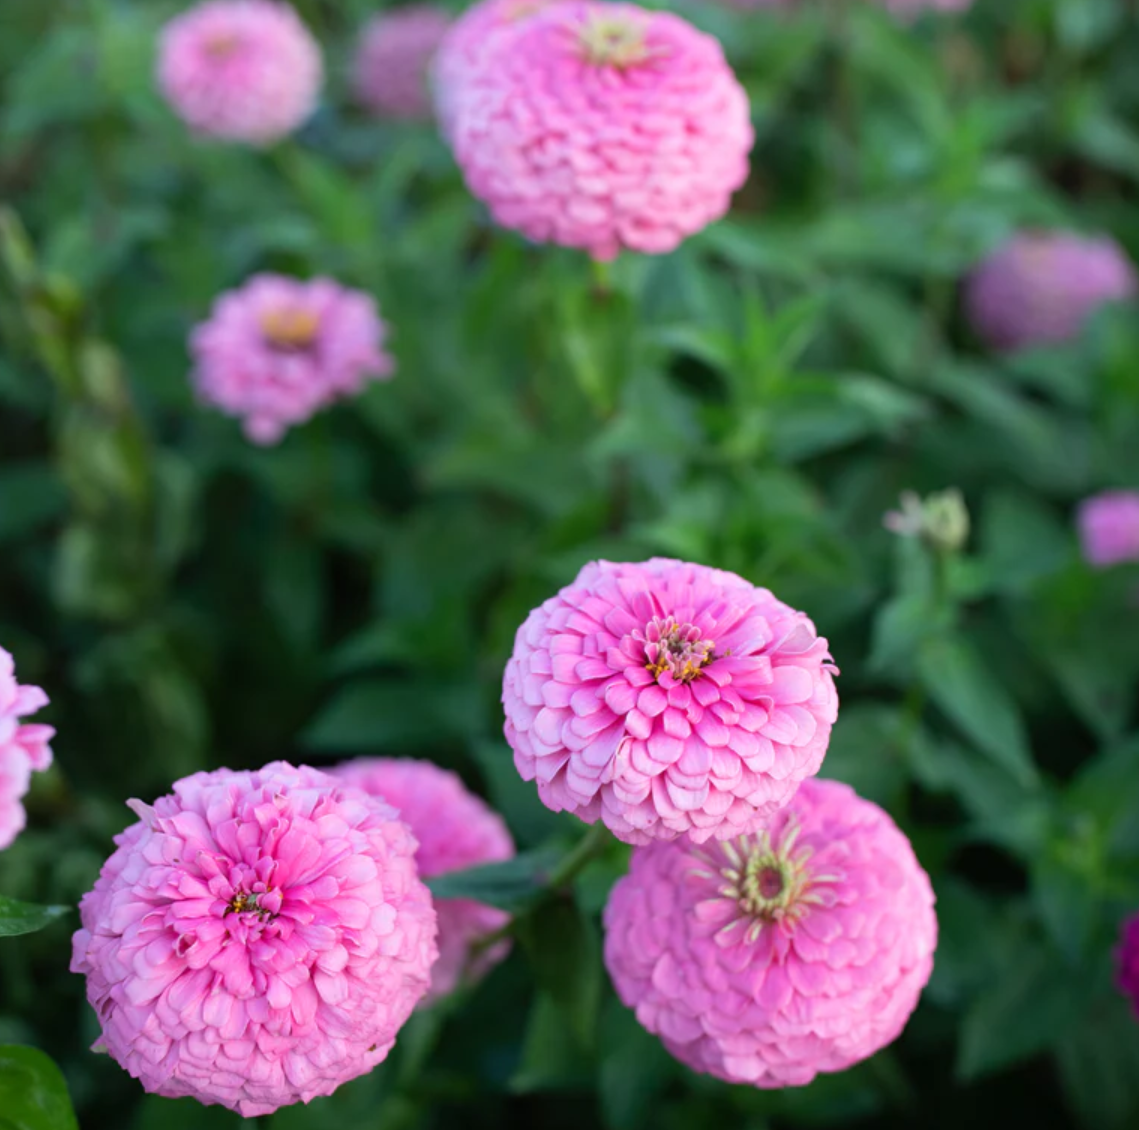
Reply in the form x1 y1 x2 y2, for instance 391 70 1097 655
2 0 1139 1127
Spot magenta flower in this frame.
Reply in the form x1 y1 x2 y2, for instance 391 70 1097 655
1077 491 1139 569
1116 912 1139 1017
450 1 755 260
603 778 938 1086
0 647 54 852
331 758 515 1002
965 231 1137 353
157 0 322 144
70 762 437 1117
354 6 452 121
190 274 393 444
502 558 839 845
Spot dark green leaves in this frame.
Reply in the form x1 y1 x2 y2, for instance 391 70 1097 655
0 1046 78 1130
425 847 564 914
0 898 69 939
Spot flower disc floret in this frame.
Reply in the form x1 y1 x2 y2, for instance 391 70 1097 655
354 7 452 120
0 647 54 851
502 558 839 845
157 0 322 144
190 274 393 444
603 778 938 1086
70 762 438 1117
331 758 515 1001
450 1 755 260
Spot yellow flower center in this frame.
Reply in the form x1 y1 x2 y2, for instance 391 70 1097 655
259 307 320 352
576 14 651 68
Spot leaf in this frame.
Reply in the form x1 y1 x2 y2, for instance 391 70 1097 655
0 897 69 938
917 634 1039 788
425 847 564 913
0 464 66 545
598 998 677 1130
1055 995 1139 1130
509 991 594 1094
0 1045 79 1130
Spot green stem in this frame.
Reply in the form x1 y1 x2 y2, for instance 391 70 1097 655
546 822 611 890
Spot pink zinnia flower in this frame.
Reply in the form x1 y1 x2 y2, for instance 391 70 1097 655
1077 490 1139 569
331 758 514 1001
1116 912 1139 1017
70 762 438 1117
0 647 54 851
450 1 755 260
157 0 322 144
190 274 393 444
965 231 1137 353
354 6 452 121
432 0 561 140
502 558 839 845
603 777 938 1086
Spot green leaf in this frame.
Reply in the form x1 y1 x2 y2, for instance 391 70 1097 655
0 897 69 938
0 1045 78 1130
598 998 677 1130
917 634 1039 788
0 464 66 545
425 847 564 913
1055 995 1139 1130
509 991 594 1095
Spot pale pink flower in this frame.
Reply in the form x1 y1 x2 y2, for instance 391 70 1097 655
190 274 393 444
502 558 839 845
965 231 1137 352
70 762 437 1117
1116 912 1139 1018
450 2 755 260
331 758 514 1001
354 6 452 120
157 0 322 144
1077 491 1139 569
603 777 938 1085
432 0 562 140
0 648 54 851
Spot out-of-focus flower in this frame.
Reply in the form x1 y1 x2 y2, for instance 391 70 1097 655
1116 912 1139 1017
884 489 970 554
70 762 437 1117
450 1 754 260
190 274 393 444
503 558 838 845
965 231 1137 353
1077 491 1139 569
0 647 54 851
603 777 938 1085
354 7 452 120
330 758 514 1001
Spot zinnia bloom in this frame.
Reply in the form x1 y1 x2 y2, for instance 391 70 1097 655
1116 912 1139 1017
70 762 438 1117
330 758 515 1001
1077 491 1139 569
353 6 452 120
502 558 838 845
0 647 54 851
157 0 322 144
450 1 755 260
190 274 393 444
603 778 937 1085
965 231 1137 352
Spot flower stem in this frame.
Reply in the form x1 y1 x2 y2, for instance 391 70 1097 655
546 822 611 890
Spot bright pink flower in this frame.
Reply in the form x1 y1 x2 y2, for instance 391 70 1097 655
450 1 754 260
965 231 1137 353
190 274 393 444
157 0 322 144
1077 491 1139 569
331 758 514 1001
432 0 562 140
502 558 838 845
353 7 452 120
603 778 937 1085
1116 912 1139 1017
70 762 437 1117
0 648 54 851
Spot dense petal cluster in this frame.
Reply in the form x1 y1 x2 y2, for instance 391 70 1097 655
503 558 838 845
965 231 1137 352
432 0 561 141
1077 491 1139 569
603 778 937 1085
1116 912 1139 1017
331 758 514 1001
450 1 754 260
354 7 452 120
0 647 54 851
70 762 437 1117
190 274 393 444
157 0 322 144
